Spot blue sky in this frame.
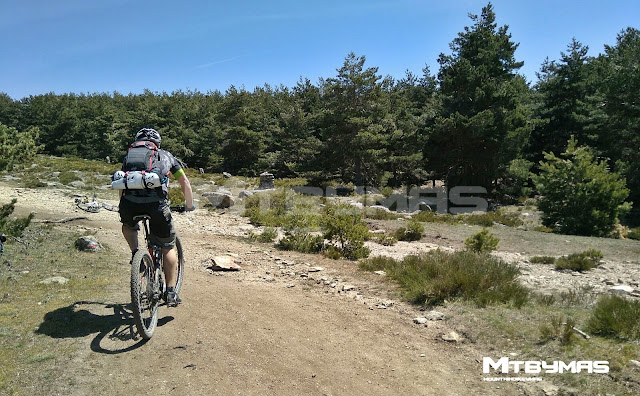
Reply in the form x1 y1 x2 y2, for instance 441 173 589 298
1 0 638 99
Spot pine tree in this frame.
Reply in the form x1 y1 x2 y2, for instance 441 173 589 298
533 137 631 236
528 38 596 164
426 3 532 191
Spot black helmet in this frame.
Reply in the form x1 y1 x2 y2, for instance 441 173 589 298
135 128 161 146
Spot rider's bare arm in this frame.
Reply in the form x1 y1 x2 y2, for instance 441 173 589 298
175 171 194 210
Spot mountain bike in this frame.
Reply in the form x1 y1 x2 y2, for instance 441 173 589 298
130 206 185 340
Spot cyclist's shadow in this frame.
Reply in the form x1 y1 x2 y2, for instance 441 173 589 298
36 301 174 354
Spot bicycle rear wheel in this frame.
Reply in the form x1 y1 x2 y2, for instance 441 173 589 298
174 236 185 294
131 249 159 339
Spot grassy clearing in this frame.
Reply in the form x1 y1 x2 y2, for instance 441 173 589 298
412 207 524 228
0 224 122 395
446 298 640 395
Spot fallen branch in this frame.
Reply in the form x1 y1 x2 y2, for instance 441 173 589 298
39 217 89 224
572 326 591 339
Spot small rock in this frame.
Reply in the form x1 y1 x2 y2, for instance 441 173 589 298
604 280 615 286
342 284 357 292
207 256 241 271
222 172 232 178
609 285 634 295
425 311 445 321
238 190 254 199
441 331 462 343
40 276 69 285
373 271 387 276
413 317 428 325
75 236 102 252
308 267 324 272
370 229 386 235
630 360 640 369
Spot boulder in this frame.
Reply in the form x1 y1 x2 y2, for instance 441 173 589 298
238 190 255 199
203 189 235 208
257 172 275 190
609 285 634 295
75 236 102 252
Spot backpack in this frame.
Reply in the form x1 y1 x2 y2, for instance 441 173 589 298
123 140 160 173
121 141 166 196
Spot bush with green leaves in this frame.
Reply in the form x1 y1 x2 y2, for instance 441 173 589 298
372 233 398 246
0 123 41 171
249 227 278 243
394 220 424 242
1 199 34 238
276 231 324 254
530 256 556 264
539 315 577 346
587 295 640 340
627 228 640 241
555 249 603 272
322 203 370 260
464 228 499 253
360 250 528 307
532 137 631 236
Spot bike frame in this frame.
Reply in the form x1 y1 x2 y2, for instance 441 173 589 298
139 217 165 301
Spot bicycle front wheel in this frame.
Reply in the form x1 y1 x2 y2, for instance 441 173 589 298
131 249 159 339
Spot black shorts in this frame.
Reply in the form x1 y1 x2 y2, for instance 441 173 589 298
119 198 176 248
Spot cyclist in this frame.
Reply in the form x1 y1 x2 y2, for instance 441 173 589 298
118 128 195 307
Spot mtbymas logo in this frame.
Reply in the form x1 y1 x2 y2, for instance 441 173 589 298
483 357 610 374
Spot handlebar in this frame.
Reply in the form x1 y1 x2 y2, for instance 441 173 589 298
169 204 195 213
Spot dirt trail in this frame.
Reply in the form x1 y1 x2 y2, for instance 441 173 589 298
2 185 529 396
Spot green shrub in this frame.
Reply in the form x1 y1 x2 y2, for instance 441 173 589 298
394 220 424 242
555 249 603 272
21 175 47 188
532 136 631 236
530 256 556 264
364 207 398 220
360 250 528 307
322 204 370 260
412 211 458 224
464 228 499 253
277 231 323 254
627 228 640 240
372 233 398 246
58 171 81 185
587 295 640 340
539 315 577 346
0 199 34 237
250 227 278 243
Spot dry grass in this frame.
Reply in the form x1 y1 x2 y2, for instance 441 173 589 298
0 224 122 395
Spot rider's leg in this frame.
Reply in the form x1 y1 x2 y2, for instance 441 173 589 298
162 247 178 288
122 224 139 252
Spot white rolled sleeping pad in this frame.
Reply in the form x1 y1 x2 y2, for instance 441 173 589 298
111 171 162 189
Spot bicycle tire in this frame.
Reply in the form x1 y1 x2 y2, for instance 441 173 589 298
174 236 185 294
130 249 159 339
